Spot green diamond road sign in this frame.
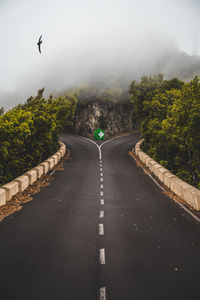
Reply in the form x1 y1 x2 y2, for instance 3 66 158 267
94 129 105 140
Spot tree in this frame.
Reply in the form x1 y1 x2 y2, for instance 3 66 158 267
0 107 4 116
140 76 200 188
129 74 164 126
0 88 78 186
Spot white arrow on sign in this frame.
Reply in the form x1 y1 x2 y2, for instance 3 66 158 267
98 131 104 138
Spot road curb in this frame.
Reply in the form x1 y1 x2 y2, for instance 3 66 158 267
0 141 66 206
133 139 200 211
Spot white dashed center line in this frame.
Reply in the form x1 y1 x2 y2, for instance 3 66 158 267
81 136 124 300
99 147 106 298
99 224 104 235
100 210 104 218
100 287 106 300
101 199 104 205
99 248 105 264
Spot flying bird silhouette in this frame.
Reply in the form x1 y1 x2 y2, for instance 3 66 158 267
37 35 42 53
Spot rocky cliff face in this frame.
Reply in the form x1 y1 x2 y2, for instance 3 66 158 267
74 101 135 137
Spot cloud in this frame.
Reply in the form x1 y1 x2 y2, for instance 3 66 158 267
0 0 200 108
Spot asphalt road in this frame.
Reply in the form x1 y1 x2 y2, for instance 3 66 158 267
0 133 200 300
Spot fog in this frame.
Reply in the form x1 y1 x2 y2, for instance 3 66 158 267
0 0 200 108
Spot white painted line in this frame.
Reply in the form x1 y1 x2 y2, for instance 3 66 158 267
100 164 102 167
100 178 104 182
66 148 71 158
174 201 200 223
148 173 165 191
147 173 200 222
49 148 70 176
100 173 103 176
100 191 104 196
100 168 103 172
132 151 200 223
80 134 132 160
50 170 56 176
100 184 104 189
99 248 105 264
100 134 129 147
99 287 106 300
100 210 104 218
82 135 198 223
80 137 102 159
101 199 104 205
100 160 102 163
99 224 104 235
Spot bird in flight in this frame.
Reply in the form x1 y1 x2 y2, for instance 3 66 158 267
37 35 42 53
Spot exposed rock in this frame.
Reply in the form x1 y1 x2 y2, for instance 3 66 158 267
74 101 135 137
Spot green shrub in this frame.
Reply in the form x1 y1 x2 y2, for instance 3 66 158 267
132 76 200 188
0 89 77 186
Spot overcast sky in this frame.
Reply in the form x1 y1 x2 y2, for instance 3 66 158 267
0 0 200 106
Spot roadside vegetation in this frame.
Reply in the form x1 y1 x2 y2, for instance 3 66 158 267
0 89 77 186
1 73 200 190
129 75 200 189
70 85 132 114
0 85 131 186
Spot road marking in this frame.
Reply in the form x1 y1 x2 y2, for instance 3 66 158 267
50 148 71 176
100 191 104 196
100 168 103 171
100 210 104 218
100 177 104 182
132 148 200 223
101 199 104 205
146 173 200 223
81 133 131 159
99 224 104 235
100 164 102 167
80 137 102 159
50 169 56 176
99 287 106 300
100 184 104 189
100 173 103 176
99 248 105 264
100 160 102 163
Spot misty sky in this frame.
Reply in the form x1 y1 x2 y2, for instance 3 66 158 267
0 0 200 107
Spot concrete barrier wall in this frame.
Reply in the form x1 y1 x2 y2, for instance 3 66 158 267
33 165 44 178
24 170 37 185
1 181 19 201
0 141 66 207
46 158 55 170
134 139 200 211
40 162 49 174
0 189 6 206
51 154 58 164
13 175 29 193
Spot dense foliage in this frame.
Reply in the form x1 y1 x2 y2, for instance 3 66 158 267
75 86 132 115
0 107 4 116
2 74 200 190
129 75 200 188
0 89 77 186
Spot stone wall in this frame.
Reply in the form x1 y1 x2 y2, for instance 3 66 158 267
74 102 134 137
